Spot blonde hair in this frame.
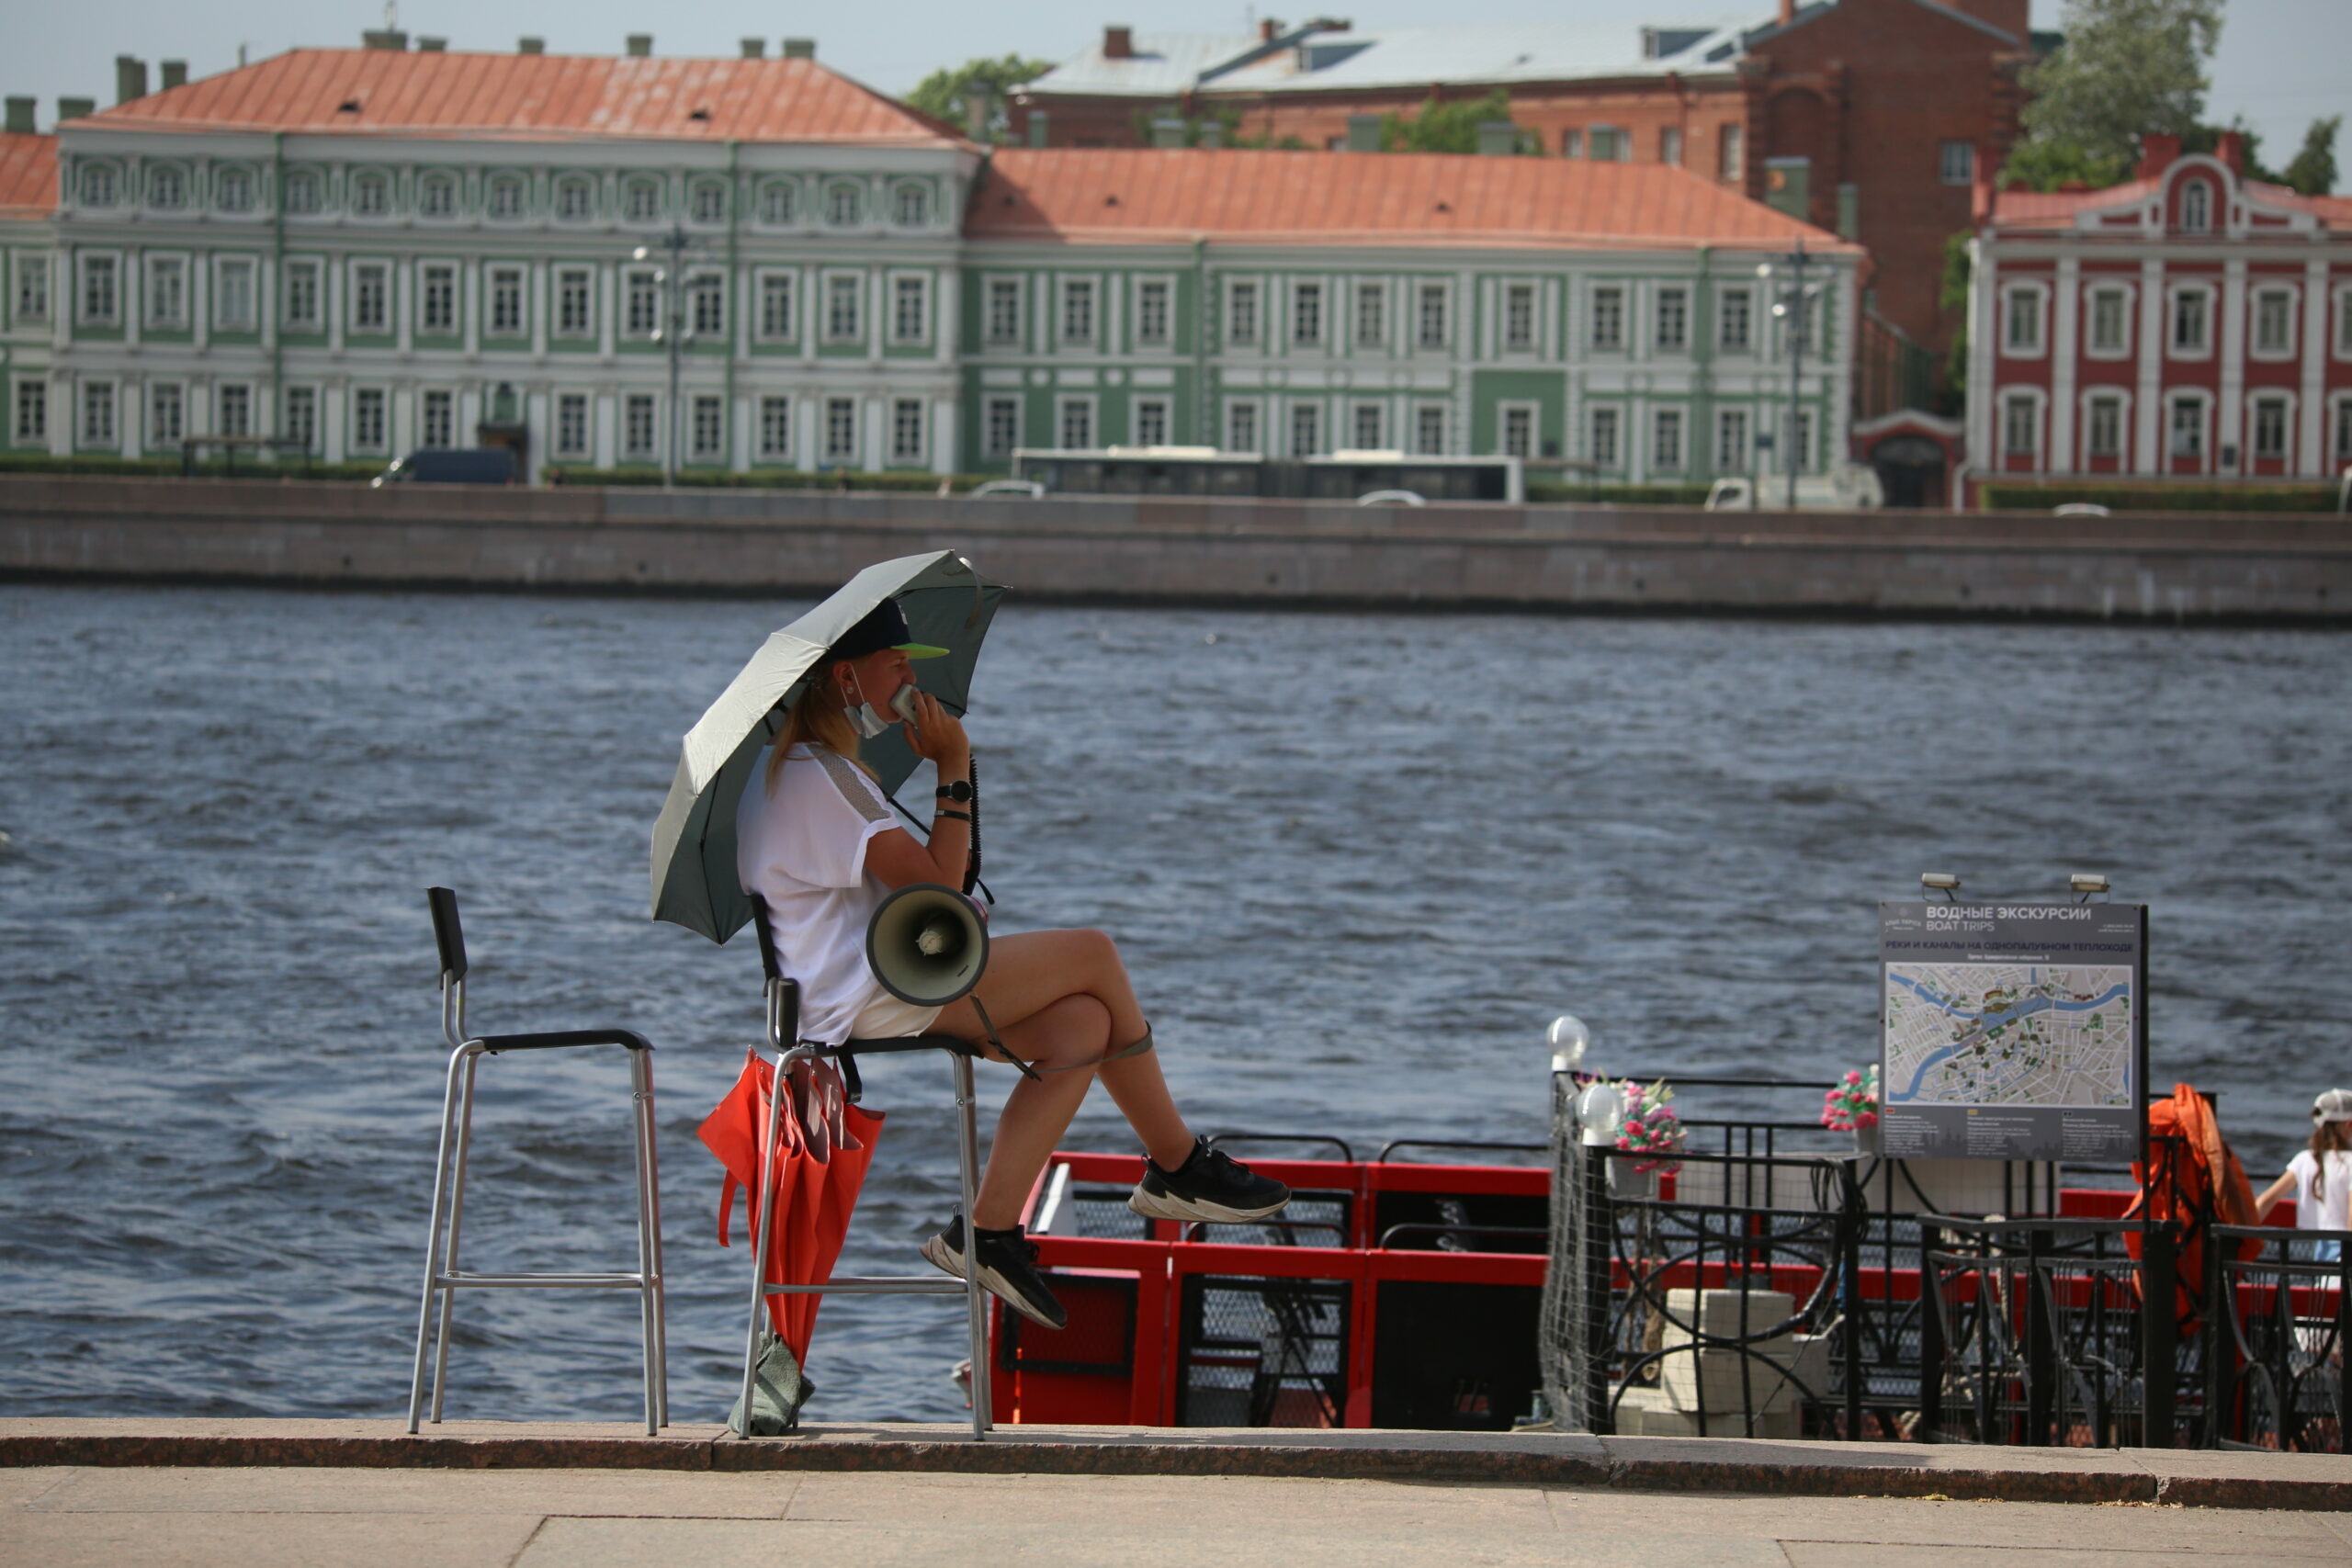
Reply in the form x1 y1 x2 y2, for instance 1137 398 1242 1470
763 660 876 795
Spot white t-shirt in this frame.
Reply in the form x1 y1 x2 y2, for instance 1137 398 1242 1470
736 743 904 1046
2284 1149 2352 1232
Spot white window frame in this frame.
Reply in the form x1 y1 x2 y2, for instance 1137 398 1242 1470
485 265 527 339
1587 403 1622 468
147 164 187 212
1999 389 2043 461
1502 282 1537 352
1660 126 1683 167
1589 285 1625 353
1059 277 1097 346
212 256 255 333
824 182 864 229
1718 287 1754 354
15 252 51 322
984 276 1023 346
76 252 120 328
281 385 318 454
624 179 662 224
756 271 797 342
823 273 863 343
2247 391 2294 463
2082 389 2130 462
554 265 594 341
688 271 726 340
757 395 793 462
982 395 1020 461
1288 400 1322 457
888 274 930 345
350 169 390 219
1498 400 1535 459
145 254 188 331
216 382 253 440
417 172 455 220
485 175 526 221
1353 281 1385 349
280 257 322 333
1057 395 1096 451
1939 141 1975 186
891 183 930 229
419 388 457 450
623 393 661 460
888 397 926 465
2085 283 2132 358
1714 407 1750 471
690 179 728 226
1227 279 1261 345
2167 283 2215 360
216 166 256 215
1413 402 1446 457
690 393 725 459
2178 177 2211 234
1718 123 1744 182
348 259 391 335
1226 398 1262 453
624 269 662 339
555 176 594 223
1651 406 1686 471
280 167 321 216
1133 397 1171 447
1135 277 1172 347
1416 282 1447 350
79 378 117 446
2165 390 2211 462
2001 281 2049 358
2249 286 2298 360
555 391 593 459
14 377 48 445
1349 401 1383 450
78 162 119 209
419 262 459 337
2335 287 2352 361
1292 280 1324 347
758 180 797 227
147 379 185 448
349 385 390 455
1655 287 1689 353
2332 392 2352 466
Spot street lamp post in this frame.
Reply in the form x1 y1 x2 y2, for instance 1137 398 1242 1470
1755 240 1820 510
631 223 704 491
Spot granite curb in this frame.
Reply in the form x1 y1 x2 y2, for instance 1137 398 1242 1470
1 1423 2346 1509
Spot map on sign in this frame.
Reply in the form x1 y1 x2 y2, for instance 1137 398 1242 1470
1884 962 2133 1109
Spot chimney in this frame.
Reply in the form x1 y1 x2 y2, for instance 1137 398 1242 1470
1476 119 1517 156
1149 116 1184 148
361 28 409 51
58 96 94 121
159 60 187 89
2216 130 2245 175
741 39 765 59
5 96 35 133
781 38 816 60
1260 18 1283 42
2136 132 2181 180
115 55 147 105
416 37 447 53
1345 113 1380 152
1104 26 1135 60
518 37 546 55
1778 0 1794 23
625 34 653 58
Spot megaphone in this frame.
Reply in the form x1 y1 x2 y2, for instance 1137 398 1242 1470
865 883 989 1008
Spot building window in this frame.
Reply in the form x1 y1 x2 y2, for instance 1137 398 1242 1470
1136 279 1170 345
1560 129 1583 158
213 258 254 332
215 384 250 438
2251 396 2290 461
1058 397 1094 450
1719 288 1753 352
2336 400 2352 463
488 266 526 337
2001 393 2038 457
419 174 453 218
625 270 660 338
1500 404 1532 459
1293 281 1323 346
1504 283 1536 350
1589 127 1620 162
2086 394 2124 458
2338 289 2352 356
826 183 863 227
487 176 524 220
15 254 48 322
1793 410 1814 471
890 398 925 463
2171 288 2211 355
421 265 457 335
2167 397 2205 458
420 389 454 449
16 380 47 443
759 275 795 340
148 382 183 447
1227 400 1260 452
1289 402 1321 457
2179 178 2211 233
893 185 929 227
1339 282 1379 349
280 259 319 331
149 166 187 211
1350 402 1383 449
891 276 927 343
1590 286 1624 351
1939 141 1975 186
810 398 850 463
282 386 316 453
1661 127 1683 166
1656 287 1688 352
556 267 593 338
80 379 116 446
1061 278 1096 344
1589 406 1619 467
351 262 390 333
78 254 119 326
351 387 388 453
281 169 320 214
624 393 659 459
217 167 254 213
1653 407 1684 469
691 394 724 459
825 275 861 341
556 177 593 221
1135 398 1170 446
80 164 119 207
692 181 726 224
758 396 792 460
351 171 389 216
983 396 1019 460
2004 287 2043 355
2088 287 2128 354
1718 124 1743 181
1417 283 1447 348
690 275 724 338
1414 404 1445 456
2252 288 2294 356
556 393 591 458
760 182 796 225
146 256 187 330
625 180 662 222
1228 280 1260 344
986 279 1021 344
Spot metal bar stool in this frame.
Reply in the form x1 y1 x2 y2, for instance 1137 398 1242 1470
733 900 993 1440
408 886 669 1436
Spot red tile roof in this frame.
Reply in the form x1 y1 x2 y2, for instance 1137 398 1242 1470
0 132 57 218
83 49 960 145
1988 175 2352 234
967 148 1856 251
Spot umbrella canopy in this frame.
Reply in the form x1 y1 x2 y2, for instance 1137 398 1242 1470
650 550 1006 943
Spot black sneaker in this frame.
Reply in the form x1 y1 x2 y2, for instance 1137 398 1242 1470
921 1215 1068 1330
1128 1139 1292 1224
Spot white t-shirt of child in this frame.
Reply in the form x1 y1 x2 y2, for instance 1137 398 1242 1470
2284 1149 2352 1232
736 743 906 1047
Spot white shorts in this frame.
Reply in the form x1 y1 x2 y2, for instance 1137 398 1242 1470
850 989 944 1041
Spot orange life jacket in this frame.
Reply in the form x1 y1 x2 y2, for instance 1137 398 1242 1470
2128 1081 2258 1332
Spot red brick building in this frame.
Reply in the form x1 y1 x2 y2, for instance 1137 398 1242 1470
1963 135 2352 502
1012 2 2037 360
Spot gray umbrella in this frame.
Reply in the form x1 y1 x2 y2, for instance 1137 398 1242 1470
650 550 1006 943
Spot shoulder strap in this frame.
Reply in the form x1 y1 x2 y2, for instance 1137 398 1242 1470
810 748 890 825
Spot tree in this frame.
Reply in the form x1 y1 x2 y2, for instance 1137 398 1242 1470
1999 139 2131 191
2280 115 2340 196
1378 90 1529 154
2018 0 2224 170
904 55 1055 142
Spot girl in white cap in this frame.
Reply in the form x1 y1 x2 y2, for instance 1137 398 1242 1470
2254 1089 2352 1261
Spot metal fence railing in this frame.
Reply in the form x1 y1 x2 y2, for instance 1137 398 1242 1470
2207 1225 2349 1453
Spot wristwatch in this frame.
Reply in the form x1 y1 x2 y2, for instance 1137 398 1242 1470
935 779 974 804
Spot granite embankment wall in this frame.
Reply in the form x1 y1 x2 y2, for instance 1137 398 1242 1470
3 475 2346 619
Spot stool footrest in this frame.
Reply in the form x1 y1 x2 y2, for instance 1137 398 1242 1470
438 1271 652 1290
762 1277 970 1296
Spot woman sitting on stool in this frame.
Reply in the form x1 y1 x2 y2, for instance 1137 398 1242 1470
736 598 1290 1330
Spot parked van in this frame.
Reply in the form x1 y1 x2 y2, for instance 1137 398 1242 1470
1704 464 1885 512
371 448 518 487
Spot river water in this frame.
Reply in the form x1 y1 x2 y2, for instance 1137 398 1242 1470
2 582 2346 1425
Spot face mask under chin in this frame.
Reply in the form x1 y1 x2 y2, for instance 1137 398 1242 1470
844 699 892 739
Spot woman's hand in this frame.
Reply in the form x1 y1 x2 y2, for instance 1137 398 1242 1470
901 690 970 773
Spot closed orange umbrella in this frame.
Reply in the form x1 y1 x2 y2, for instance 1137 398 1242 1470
699 1048 808 1344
